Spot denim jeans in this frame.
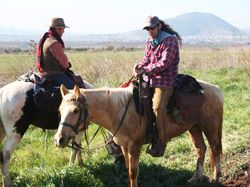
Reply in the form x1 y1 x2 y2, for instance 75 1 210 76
50 74 75 89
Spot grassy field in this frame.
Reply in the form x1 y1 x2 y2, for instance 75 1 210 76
0 46 249 186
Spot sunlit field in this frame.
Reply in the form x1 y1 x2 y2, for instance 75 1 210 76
0 46 249 186
0 46 249 86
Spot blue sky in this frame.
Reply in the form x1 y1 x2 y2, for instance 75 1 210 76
0 0 249 34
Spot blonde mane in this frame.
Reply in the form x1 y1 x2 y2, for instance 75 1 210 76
102 86 133 107
80 85 133 110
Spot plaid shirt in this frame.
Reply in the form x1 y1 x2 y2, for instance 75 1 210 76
139 32 179 88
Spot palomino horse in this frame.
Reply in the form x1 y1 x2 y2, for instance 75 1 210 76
55 82 223 187
0 79 94 187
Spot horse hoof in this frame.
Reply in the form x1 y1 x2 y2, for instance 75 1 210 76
215 170 222 179
114 155 125 165
77 160 84 166
187 178 197 184
187 175 204 184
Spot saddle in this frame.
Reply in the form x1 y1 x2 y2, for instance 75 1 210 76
132 74 205 124
18 72 61 112
167 74 205 124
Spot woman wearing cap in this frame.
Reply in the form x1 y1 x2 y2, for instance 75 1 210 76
36 17 75 89
133 16 182 157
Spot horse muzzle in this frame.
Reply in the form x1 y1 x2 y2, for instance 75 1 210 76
54 134 72 148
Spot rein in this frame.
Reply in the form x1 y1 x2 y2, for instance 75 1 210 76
68 97 131 151
138 75 142 128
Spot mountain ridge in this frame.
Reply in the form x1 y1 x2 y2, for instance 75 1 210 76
1 12 250 47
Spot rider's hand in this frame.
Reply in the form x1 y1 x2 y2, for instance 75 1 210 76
68 62 72 68
132 64 145 77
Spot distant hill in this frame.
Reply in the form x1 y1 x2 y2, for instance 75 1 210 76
166 12 241 36
165 12 250 44
1 12 250 48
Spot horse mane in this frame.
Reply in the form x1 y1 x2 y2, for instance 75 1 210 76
85 86 133 108
108 86 133 107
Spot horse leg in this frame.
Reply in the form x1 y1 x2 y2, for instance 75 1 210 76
105 132 124 164
1 132 22 187
203 124 222 182
121 145 140 187
121 146 129 169
127 145 141 187
188 125 207 184
0 122 6 144
69 130 84 165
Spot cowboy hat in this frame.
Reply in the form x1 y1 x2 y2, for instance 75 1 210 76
50 17 69 28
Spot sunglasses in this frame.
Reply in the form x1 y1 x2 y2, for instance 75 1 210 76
145 26 157 31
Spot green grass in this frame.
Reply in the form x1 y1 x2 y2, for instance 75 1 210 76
0 47 249 186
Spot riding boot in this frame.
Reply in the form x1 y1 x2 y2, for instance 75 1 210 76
146 123 166 157
142 94 166 157
147 88 174 157
146 138 166 157
139 77 166 157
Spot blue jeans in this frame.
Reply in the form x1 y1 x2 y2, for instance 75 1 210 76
50 74 75 89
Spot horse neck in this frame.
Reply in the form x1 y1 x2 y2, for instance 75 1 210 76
83 89 132 130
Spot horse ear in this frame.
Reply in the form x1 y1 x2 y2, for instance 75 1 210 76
74 85 81 97
60 84 69 97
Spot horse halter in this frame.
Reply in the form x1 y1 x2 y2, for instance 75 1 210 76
59 97 89 134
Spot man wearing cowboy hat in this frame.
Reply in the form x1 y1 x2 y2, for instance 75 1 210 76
36 17 125 164
36 17 75 89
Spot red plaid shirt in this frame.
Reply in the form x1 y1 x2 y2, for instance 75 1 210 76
139 33 179 88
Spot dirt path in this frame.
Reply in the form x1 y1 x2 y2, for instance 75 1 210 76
221 148 250 187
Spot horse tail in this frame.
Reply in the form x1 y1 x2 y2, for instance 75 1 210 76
218 112 223 155
217 90 224 156
209 115 223 176
210 90 223 173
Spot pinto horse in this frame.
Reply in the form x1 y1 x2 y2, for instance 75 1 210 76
0 79 94 187
55 82 223 187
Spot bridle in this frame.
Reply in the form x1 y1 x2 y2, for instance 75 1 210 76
63 95 131 150
59 97 89 134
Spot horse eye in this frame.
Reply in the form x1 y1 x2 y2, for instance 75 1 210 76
73 108 79 114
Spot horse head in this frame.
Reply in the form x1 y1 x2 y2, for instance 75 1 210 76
54 84 89 148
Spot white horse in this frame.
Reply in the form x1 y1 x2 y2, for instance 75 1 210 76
0 79 93 187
